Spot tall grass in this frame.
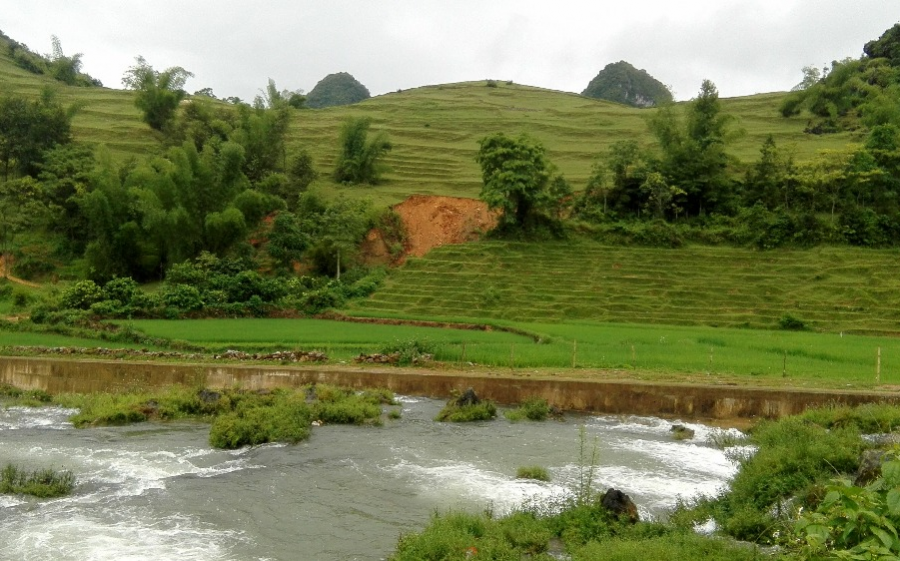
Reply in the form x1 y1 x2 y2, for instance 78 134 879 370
1 463 76 498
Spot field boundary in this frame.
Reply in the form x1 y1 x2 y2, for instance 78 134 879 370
315 311 542 341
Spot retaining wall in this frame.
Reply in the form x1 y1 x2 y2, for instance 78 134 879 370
3 356 899 420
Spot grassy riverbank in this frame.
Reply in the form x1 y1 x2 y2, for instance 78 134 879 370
391 403 900 560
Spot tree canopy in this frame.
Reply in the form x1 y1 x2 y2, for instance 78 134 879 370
475 132 556 231
582 61 672 108
306 72 370 109
122 56 194 131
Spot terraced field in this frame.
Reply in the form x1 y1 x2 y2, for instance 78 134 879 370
0 32 860 207
348 241 900 335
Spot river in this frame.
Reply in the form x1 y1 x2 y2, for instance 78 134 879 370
0 396 741 560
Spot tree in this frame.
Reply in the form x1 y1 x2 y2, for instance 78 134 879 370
475 132 554 229
306 72 370 109
122 56 194 131
791 65 824 91
0 88 75 180
864 23 900 67
0 177 46 271
333 117 392 184
648 80 734 216
582 61 672 108
48 35 83 85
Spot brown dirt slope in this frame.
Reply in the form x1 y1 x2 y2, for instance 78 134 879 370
396 195 497 258
362 195 497 264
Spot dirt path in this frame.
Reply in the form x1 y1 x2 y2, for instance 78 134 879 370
0 255 40 288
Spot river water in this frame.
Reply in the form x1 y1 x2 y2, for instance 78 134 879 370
0 397 741 560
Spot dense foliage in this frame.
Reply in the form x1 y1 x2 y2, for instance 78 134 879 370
333 117 392 184
780 23 900 130
0 31 102 87
581 61 673 108
305 72 371 109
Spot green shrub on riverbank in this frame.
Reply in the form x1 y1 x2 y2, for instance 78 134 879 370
390 509 762 561
516 466 550 481
1 463 75 498
0 383 52 406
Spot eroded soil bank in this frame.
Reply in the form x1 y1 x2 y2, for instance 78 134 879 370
3 356 900 424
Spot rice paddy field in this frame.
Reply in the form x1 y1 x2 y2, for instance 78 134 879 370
98 318 897 389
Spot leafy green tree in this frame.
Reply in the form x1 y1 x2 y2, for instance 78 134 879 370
743 135 799 210
333 117 392 184
641 171 685 219
306 72 370 109
299 193 372 278
122 56 194 131
230 101 291 182
864 23 900 67
0 88 75 180
0 177 46 271
581 61 673 107
475 132 554 229
648 80 734 216
48 35 83 86
37 143 95 248
267 211 308 272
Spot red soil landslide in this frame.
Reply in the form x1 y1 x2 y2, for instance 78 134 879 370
364 195 497 263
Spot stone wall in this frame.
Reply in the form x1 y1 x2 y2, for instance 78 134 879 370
3 356 899 421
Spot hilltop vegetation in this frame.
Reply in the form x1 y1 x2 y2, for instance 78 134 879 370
582 61 673 108
306 72 371 109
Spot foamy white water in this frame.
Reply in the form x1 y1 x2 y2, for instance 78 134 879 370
1 399 742 560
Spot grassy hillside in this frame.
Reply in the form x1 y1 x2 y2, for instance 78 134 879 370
0 34 861 207
347 240 900 335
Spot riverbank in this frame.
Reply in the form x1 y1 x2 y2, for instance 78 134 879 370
4 356 900 425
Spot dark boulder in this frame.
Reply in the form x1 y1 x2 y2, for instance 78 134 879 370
455 388 481 407
670 424 695 440
855 449 890 486
601 488 639 523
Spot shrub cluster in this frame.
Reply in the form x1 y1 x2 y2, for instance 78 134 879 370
49 384 392 449
435 401 497 422
1 463 76 498
505 397 553 422
30 253 386 324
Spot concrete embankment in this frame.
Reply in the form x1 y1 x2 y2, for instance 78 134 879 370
3 356 900 421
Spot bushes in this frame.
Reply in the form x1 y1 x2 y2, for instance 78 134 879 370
49 383 392 449
516 466 550 481
435 401 497 422
704 415 865 543
505 397 553 422
1 463 76 498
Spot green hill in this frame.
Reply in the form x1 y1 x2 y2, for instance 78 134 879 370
0 32 860 207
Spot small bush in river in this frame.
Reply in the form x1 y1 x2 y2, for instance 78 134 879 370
435 401 496 422
516 466 550 481
505 397 552 422
1 463 76 498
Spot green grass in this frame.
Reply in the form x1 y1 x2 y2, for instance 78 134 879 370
516 465 551 481
112 316 900 388
119 317 532 357
1 463 76 498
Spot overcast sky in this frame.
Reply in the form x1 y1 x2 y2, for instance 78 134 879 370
2 1 897 102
